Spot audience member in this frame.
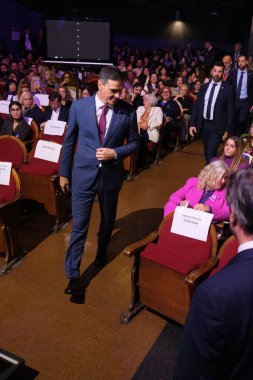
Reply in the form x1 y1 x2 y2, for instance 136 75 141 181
20 91 45 128
211 136 249 174
173 166 253 380
136 93 163 168
164 160 229 222
0 100 32 142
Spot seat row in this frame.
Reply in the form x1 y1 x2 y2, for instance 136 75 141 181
120 211 237 325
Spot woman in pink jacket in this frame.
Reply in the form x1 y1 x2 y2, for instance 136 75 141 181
164 160 229 222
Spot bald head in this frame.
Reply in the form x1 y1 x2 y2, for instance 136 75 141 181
222 55 232 71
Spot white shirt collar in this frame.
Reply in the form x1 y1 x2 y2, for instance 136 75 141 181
95 93 105 110
238 241 253 253
210 80 222 87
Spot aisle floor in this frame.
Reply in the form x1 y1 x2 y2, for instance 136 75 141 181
0 140 205 379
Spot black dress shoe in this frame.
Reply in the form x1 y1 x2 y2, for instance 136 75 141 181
64 278 80 295
95 253 107 267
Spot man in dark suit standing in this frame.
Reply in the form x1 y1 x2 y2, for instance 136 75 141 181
203 40 216 77
189 61 234 164
222 54 234 81
226 54 253 135
173 166 253 380
60 65 140 295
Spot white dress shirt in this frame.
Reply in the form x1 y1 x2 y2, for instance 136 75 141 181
203 80 222 120
95 94 113 138
238 240 253 254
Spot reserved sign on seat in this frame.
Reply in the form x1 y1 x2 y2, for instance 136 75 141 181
44 120 66 136
34 140 62 163
0 161 12 185
0 100 10 114
171 206 214 241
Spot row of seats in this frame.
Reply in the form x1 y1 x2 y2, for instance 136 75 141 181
120 211 238 325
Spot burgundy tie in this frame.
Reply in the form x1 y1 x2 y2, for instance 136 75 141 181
98 104 108 144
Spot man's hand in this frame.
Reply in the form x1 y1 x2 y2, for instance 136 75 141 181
189 126 197 137
222 131 228 142
60 176 70 193
96 148 117 161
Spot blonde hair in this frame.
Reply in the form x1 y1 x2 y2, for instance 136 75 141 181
197 160 228 190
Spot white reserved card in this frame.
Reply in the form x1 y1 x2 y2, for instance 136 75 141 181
0 162 12 185
44 120 66 136
171 206 214 242
34 94 49 106
34 140 62 163
0 100 10 114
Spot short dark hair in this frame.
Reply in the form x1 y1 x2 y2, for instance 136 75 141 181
99 65 122 84
213 61 224 68
226 167 253 235
49 92 61 102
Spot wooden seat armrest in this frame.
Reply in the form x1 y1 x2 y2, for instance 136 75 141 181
122 231 158 257
185 256 219 288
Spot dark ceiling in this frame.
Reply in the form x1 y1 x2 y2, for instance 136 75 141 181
13 0 252 18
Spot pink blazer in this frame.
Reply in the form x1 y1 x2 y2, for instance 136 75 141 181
163 177 229 222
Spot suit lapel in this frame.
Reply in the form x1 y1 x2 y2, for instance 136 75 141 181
104 105 122 145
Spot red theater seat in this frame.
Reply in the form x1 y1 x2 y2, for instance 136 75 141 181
0 168 23 274
120 212 218 325
0 135 28 169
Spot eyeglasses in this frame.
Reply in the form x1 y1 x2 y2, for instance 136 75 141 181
10 108 21 112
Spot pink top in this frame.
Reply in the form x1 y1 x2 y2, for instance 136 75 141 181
163 177 229 222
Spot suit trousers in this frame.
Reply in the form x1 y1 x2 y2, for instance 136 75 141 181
202 120 223 164
235 99 250 136
65 169 119 279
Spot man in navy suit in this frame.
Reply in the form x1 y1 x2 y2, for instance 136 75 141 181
189 61 234 164
60 65 140 295
226 54 253 135
173 166 253 380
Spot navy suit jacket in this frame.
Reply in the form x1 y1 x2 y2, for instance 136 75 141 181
60 95 140 191
226 69 253 105
190 81 234 134
43 105 69 123
173 247 253 380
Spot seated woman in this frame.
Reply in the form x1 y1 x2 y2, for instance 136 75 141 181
0 101 32 142
164 160 229 222
157 86 181 148
57 86 73 110
241 120 253 156
136 93 163 168
20 91 45 129
211 136 249 174
2 79 18 101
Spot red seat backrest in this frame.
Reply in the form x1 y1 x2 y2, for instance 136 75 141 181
0 169 19 203
19 139 61 176
210 236 238 276
141 213 216 275
0 136 27 168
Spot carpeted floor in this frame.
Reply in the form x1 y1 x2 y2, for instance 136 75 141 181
0 140 205 379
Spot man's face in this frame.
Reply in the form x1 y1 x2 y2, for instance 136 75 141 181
234 43 241 52
212 65 223 82
238 56 248 71
222 56 232 70
97 79 122 106
50 98 61 111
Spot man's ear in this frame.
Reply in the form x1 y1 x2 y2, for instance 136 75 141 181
229 206 236 227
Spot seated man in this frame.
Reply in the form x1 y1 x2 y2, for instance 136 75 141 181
164 160 229 223
40 92 69 130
